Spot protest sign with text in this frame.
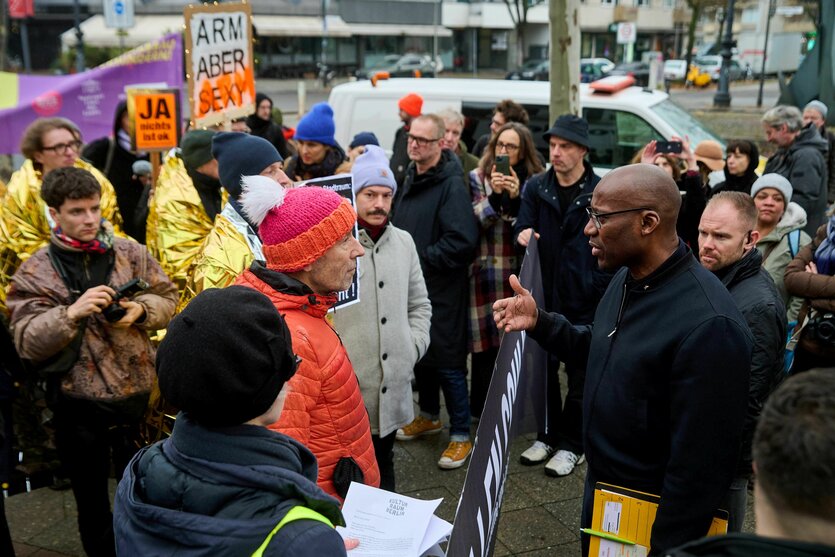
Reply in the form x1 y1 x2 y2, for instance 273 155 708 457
184 2 255 127
446 235 548 557
126 87 180 152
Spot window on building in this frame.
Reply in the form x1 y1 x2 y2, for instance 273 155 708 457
741 7 759 24
636 0 650 6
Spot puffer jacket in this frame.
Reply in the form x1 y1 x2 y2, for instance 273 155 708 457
756 202 812 320
764 123 829 235
236 264 380 500
0 158 122 314
784 221 835 312
715 248 786 476
8 237 177 402
114 412 347 557
146 152 222 293
179 203 261 311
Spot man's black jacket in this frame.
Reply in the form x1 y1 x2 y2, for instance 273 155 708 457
392 150 478 368
715 248 786 476
530 243 752 555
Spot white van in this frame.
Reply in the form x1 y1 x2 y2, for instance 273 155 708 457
329 77 723 172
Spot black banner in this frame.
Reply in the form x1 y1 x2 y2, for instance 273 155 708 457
446 234 548 557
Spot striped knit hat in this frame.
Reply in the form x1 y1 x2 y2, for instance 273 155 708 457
240 176 355 272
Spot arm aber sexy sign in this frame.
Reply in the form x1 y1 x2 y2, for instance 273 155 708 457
183 2 256 128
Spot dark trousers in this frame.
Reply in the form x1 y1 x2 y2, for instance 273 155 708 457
372 432 397 492
537 354 585 454
52 396 143 557
470 348 498 420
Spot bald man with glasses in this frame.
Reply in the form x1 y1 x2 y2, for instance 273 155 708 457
496 164 753 556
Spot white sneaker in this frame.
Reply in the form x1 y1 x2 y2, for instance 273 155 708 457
519 441 555 465
545 450 585 477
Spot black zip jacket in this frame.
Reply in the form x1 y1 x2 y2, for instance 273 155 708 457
514 160 611 323
666 533 835 557
530 242 752 555
715 249 786 476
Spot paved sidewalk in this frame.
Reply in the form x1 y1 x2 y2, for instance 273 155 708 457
7 424 755 556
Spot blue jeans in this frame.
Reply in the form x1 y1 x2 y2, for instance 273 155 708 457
416 364 470 439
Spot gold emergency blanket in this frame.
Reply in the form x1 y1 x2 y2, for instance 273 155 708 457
0 159 122 314
146 154 216 293
178 212 255 311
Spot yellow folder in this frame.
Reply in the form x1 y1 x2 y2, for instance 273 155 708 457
587 482 729 557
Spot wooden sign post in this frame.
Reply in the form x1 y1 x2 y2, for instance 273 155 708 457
183 1 256 129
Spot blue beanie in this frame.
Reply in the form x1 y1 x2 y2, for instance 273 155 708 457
350 131 380 149
294 102 337 147
352 145 397 195
212 132 282 199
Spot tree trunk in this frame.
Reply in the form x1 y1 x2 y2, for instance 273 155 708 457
549 0 580 119
516 24 526 66
684 3 701 74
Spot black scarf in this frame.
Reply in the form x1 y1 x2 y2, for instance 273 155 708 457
186 167 223 222
286 146 346 182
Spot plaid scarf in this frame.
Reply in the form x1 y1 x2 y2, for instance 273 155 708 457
51 219 114 254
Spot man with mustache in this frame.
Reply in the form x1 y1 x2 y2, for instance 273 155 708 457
332 145 432 492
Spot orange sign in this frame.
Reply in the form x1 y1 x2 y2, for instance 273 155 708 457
184 2 255 127
127 88 181 151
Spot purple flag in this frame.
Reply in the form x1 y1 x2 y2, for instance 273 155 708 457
0 33 183 154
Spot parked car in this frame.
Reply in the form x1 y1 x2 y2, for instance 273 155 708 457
663 59 688 82
694 55 747 82
330 77 724 173
355 53 440 79
609 62 651 87
505 59 549 81
580 58 614 83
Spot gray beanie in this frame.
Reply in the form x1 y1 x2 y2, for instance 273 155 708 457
804 100 828 120
751 173 793 204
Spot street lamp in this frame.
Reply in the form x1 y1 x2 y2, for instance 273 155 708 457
713 0 735 107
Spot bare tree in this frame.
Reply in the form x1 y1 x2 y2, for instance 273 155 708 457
683 0 724 71
503 0 539 66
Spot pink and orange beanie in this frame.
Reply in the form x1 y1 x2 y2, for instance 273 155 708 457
240 176 356 273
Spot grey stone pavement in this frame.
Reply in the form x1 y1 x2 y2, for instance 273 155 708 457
8 76 766 556
8 396 755 557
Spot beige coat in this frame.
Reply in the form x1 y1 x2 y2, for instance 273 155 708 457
8 238 177 402
332 225 432 437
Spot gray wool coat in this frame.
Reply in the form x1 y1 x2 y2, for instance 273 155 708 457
332 225 432 437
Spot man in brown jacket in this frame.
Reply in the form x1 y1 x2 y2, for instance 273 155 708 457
7 167 177 557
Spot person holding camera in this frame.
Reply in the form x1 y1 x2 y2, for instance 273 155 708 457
6 167 177 557
784 210 835 372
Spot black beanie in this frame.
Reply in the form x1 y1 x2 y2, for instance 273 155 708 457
212 132 283 199
156 286 297 427
543 114 590 149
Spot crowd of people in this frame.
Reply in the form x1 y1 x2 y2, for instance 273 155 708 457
0 88 833 557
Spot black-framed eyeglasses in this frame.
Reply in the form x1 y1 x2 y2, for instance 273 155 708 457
496 141 520 153
407 134 440 147
586 206 652 229
41 140 82 154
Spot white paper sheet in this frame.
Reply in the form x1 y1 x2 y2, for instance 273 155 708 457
597 539 648 557
418 515 452 555
337 482 443 557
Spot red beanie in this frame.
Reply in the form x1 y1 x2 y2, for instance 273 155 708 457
240 176 356 273
398 93 423 118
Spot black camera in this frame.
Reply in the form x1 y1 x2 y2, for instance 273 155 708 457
805 312 835 344
102 279 150 322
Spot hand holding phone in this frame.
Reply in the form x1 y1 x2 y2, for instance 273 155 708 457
655 141 682 155
495 154 511 175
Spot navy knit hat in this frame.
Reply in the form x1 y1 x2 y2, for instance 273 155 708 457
212 132 282 199
156 286 298 427
543 114 590 149
180 129 216 172
352 145 396 195
350 131 380 150
294 102 337 147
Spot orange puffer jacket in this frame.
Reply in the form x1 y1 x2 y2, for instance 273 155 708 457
236 267 380 500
